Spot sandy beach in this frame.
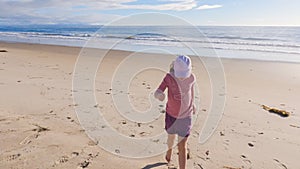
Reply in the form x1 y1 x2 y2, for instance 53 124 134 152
1 41 300 169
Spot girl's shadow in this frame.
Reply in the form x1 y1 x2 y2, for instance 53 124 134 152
142 162 168 169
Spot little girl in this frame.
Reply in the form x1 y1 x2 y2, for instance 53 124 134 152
154 55 196 169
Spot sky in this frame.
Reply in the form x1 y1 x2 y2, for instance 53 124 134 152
0 0 300 26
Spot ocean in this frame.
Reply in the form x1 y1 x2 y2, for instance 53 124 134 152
0 25 300 62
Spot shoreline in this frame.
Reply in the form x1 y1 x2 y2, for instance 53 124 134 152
1 40 300 65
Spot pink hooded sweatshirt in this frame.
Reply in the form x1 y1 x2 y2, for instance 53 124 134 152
157 73 195 119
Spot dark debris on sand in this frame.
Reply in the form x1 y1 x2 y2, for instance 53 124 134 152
262 105 290 117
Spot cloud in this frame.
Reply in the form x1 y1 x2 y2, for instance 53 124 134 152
197 4 222 10
0 0 197 12
0 0 204 24
119 3 197 11
87 0 197 11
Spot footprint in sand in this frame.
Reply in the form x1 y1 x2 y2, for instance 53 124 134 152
248 142 254 147
19 133 39 145
71 152 80 157
273 159 288 169
88 140 98 146
66 116 76 123
196 163 204 169
290 124 300 128
160 110 166 113
2 153 21 162
78 153 99 169
55 155 69 165
187 148 191 159
120 120 127 125
53 152 80 167
141 82 152 89
78 161 90 168
20 124 50 145
139 132 147 136
240 154 252 166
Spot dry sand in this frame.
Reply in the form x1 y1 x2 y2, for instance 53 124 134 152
0 42 300 169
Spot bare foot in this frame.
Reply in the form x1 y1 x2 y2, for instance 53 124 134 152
165 149 172 163
165 155 170 163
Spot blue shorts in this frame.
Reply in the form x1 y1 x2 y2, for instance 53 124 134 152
165 113 192 137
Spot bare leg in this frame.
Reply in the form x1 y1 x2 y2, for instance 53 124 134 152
178 136 188 169
166 134 176 163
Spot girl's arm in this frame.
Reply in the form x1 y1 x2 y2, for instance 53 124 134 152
154 74 169 101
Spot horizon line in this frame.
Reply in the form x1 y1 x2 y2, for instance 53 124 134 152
1 23 300 27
